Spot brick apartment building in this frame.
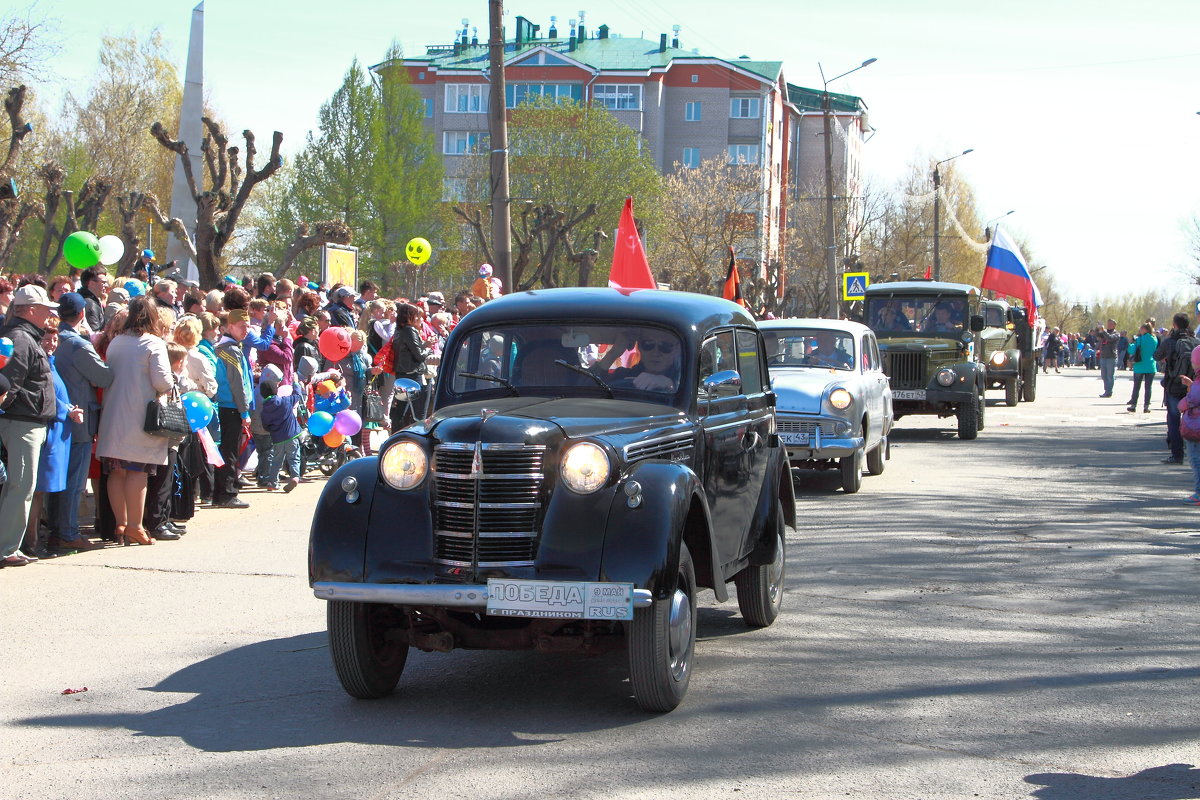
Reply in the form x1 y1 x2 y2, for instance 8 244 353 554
379 14 870 282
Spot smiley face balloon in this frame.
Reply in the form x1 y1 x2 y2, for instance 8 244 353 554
405 237 432 265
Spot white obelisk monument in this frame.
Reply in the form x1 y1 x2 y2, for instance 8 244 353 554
167 2 203 282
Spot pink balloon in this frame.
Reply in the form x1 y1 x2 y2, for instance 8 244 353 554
318 327 351 362
333 409 362 436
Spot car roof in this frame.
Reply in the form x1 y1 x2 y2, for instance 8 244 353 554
864 280 979 296
758 318 873 336
455 287 757 337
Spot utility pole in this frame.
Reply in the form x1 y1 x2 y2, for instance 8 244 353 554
488 0 512 292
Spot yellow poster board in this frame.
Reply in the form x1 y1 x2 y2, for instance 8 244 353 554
322 244 358 289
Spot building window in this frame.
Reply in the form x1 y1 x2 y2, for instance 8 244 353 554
442 177 469 202
682 148 700 168
728 144 759 165
730 96 761 119
691 74 698 83
684 101 701 121
418 71 425 80
444 131 488 155
593 84 642 110
423 97 434 118
505 83 583 108
445 84 489 113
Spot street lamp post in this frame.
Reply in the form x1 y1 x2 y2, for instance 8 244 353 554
932 148 972 281
822 57 876 318
984 210 1015 241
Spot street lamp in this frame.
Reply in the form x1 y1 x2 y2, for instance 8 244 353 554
822 57 876 318
932 148 972 281
984 210 1015 241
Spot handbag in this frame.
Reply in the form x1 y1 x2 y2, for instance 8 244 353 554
363 375 386 424
144 385 190 441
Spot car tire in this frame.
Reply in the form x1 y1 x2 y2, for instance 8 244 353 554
1022 363 1037 402
628 542 697 712
977 386 986 430
735 502 787 627
327 600 409 699
1004 378 1019 407
957 392 980 440
866 434 887 475
840 449 862 494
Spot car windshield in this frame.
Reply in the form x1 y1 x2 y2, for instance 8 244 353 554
765 328 855 371
867 295 968 338
446 323 684 405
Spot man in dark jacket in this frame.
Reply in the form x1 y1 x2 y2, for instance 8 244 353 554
48 293 112 551
1154 312 1199 464
79 265 107 333
0 285 59 565
325 286 358 328
1096 319 1120 397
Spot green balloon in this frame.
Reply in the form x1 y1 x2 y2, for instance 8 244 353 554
63 231 101 269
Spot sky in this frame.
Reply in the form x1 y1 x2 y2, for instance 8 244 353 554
24 0 1200 303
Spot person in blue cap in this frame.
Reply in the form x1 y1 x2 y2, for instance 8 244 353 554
136 249 157 281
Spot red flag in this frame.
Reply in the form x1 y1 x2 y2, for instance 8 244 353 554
923 265 932 280
722 247 746 307
608 196 655 290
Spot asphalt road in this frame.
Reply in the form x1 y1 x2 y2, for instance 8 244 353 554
2 367 1198 800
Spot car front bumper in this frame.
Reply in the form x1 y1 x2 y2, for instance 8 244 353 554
313 581 655 608
777 414 863 461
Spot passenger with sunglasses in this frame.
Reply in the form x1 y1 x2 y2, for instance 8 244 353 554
594 329 680 393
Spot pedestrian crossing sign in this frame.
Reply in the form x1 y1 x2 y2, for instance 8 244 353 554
843 272 870 301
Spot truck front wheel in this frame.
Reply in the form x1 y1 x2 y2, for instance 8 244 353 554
628 542 697 712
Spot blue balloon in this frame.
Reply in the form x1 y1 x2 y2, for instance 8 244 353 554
308 411 334 437
181 391 214 432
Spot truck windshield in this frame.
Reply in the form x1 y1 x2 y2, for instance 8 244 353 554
446 324 684 405
867 295 968 338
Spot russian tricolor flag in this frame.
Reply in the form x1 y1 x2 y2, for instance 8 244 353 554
982 226 1042 320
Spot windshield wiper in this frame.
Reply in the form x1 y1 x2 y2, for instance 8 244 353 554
555 359 614 398
458 372 520 396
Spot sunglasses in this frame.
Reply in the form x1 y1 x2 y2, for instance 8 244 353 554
638 340 677 353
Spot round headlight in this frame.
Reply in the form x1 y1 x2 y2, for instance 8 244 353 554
936 368 956 387
829 388 852 410
560 441 610 494
990 351 1007 366
379 440 428 490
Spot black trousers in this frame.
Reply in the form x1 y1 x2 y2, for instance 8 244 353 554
144 447 178 532
214 407 244 503
1129 373 1154 409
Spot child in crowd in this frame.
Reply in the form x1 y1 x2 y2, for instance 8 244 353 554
213 309 252 509
258 365 302 493
1176 346 1200 505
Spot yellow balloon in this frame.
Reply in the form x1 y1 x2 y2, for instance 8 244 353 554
406 237 432 265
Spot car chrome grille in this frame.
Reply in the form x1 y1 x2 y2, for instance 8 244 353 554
624 432 694 463
775 417 834 437
432 443 545 568
885 352 926 390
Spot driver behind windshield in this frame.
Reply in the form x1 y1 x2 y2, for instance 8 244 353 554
873 300 910 331
593 330 680 392
923 303 963 334
806 331 853 369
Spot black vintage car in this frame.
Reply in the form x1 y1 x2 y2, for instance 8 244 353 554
309 287 795 711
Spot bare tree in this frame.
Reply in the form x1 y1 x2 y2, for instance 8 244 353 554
150 116 283 288
454 201 598 291
0 85 43 269
0 7 58 87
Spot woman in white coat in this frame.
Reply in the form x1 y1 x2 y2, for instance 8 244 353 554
96 297 173 545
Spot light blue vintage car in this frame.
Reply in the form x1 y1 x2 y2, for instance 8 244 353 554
758 319 893 493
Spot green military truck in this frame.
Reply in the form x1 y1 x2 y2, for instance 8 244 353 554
978 299 1037 406
864 281 987 440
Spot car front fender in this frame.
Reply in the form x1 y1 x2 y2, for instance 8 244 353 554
308 457 384 585
600 461 724 601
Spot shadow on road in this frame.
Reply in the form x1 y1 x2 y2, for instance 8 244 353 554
1025 763 1200 799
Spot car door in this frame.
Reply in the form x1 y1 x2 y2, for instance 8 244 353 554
697 329 753 566
864 332 891 436
735 327 773 556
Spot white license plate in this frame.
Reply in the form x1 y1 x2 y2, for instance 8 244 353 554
779 431 810 445
486 579 634 620
892 389 926 400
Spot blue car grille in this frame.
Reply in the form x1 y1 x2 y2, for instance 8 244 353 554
775 417 835 437
432 444 545 568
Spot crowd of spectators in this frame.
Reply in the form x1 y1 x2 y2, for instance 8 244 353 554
0 263 497 567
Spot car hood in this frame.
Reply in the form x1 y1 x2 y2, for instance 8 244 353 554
770 368 845 414
427 396 688 444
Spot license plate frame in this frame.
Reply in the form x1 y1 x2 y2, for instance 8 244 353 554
779 431 811 445
891 389 927 401
486 579 635 620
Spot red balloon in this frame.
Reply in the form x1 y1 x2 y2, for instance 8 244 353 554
318 326 351 362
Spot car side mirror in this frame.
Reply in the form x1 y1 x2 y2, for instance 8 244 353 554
394 378 422 399
970 314 985 333
702 370 741 398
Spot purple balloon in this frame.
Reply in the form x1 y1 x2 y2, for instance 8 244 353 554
333 409 362 436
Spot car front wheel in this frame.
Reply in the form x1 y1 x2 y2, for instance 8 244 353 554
327 600 409 699
1004 378 1019 407
735 502 788 627
866 434 887 475
957 392 980 440
628 542 697 712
